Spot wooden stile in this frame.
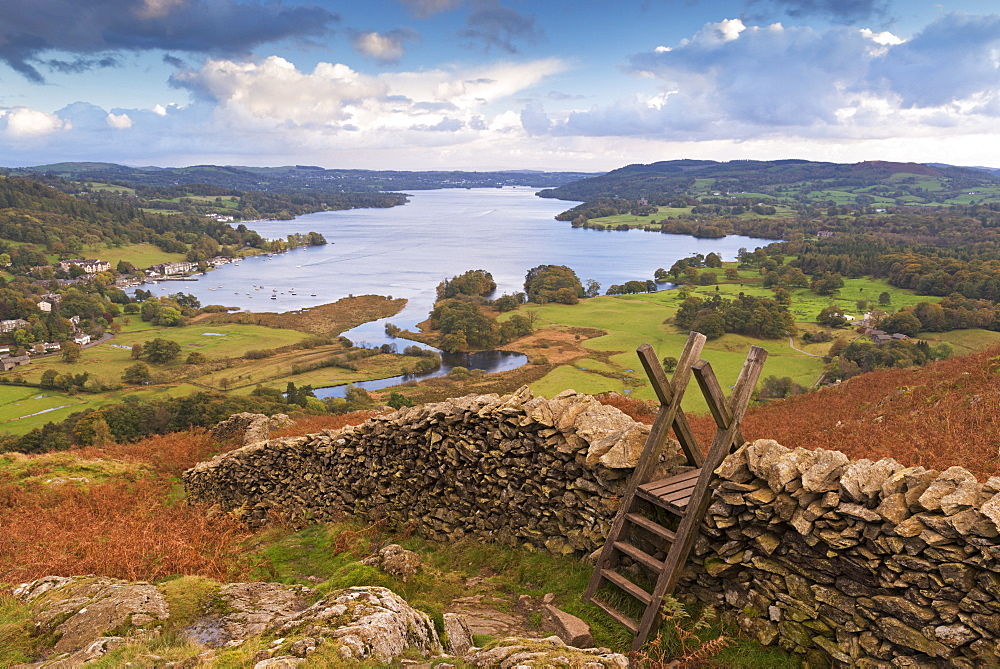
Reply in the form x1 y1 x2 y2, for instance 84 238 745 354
582 333 768 651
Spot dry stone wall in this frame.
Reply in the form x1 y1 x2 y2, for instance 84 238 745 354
184 388 1000 664
183 386 687 555
683 438 1000 666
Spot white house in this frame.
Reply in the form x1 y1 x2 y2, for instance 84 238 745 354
0 319 28 333
58 259 111 274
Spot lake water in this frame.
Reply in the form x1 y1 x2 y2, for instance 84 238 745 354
158 187 770 393
170 187 770 343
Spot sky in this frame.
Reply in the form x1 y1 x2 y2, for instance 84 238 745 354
1 0 999 171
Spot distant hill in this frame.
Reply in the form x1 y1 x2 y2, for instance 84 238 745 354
538 159 1000 205
8 162 596 194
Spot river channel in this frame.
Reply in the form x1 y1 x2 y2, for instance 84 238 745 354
159 187 772 394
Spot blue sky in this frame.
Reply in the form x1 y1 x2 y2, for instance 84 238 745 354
1 0 999 170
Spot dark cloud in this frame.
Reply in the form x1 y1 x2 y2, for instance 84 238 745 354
0 0 339 83
162 54 186 68
400 0 464 19
43 56 120 74
459 2 541 54
746 0 889 23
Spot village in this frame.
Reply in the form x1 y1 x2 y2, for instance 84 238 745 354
0 255 240 372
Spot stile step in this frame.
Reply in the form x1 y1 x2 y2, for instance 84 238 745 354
600 568 653 605
614 541 665 573
635 487 688 514
625 512 676 542
591 597 639 633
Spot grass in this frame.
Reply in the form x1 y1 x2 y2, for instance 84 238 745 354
500 262 1000 414
13 324 308 389
516 286 826 412
80 242 186 268
0 296 413 436
0 386 87 424
0 450 148 486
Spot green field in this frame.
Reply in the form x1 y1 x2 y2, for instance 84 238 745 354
10 323 310 393
0 382 211 435
511 264 995 413
80 243 186 269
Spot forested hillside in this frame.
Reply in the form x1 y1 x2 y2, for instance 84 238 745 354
538 159 1000 205
10 162 594 193
0 177 265 263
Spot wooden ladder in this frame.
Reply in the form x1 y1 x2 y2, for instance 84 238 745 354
583 332 768 651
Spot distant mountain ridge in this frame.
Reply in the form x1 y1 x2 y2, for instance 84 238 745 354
7 162 596 193
537 159 1000 204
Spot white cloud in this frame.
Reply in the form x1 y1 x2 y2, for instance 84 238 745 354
859 28 903 46
3 107 71 137
353 30 418 64
171 55 566 138
107 112 133 129
543 14 1000 147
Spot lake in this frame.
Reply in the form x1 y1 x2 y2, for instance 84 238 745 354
168 187 772 349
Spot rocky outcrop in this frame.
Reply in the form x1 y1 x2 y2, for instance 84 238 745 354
183 582 316 647
12 578 443 667
684 439 1000 666
12 575 170 668
185 386 685 555
463 636 628 667
267 586 442 663
210 412 293 446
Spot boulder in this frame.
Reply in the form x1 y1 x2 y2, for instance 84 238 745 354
464 636 628 668
443 612 475 656
272 586 442 662
543 605 594 647
361 544 422 582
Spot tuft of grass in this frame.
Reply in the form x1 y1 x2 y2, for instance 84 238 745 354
158 575 223 628
0 593 45 666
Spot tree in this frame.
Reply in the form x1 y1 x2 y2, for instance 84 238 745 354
912 302 947 331
882 311 922 337
437 269 497 299
816 305 848 328
524 265 584 304
131 342 143 359
40 369 59 389
692 312 726 340
661 356 678 373
156 307 182 326
61 341 81 362
812 273 845 296
704 252 723 268
878 291 892 306
143 338 181 364
386 392 414 409
122 362 151 385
